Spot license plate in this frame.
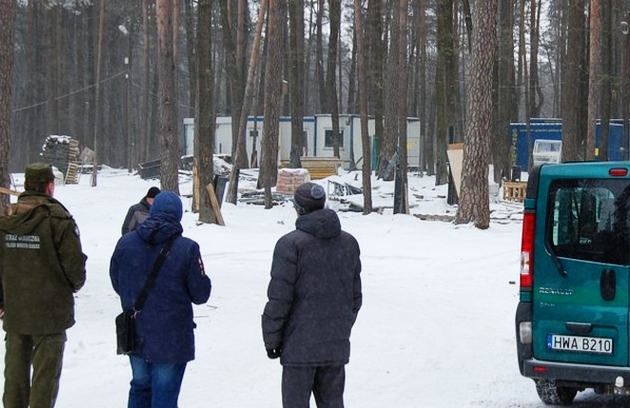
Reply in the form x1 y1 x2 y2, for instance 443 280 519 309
547 334 613 354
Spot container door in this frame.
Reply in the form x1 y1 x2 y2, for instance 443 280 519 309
533 178 630 366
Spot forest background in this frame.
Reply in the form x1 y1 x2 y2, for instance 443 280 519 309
0 0 629 228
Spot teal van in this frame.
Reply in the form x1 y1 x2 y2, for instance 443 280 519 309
516 162 630 405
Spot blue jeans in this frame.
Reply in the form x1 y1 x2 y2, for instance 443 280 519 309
127 356 187 408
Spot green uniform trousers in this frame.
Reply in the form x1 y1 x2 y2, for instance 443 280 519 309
3 332 66 408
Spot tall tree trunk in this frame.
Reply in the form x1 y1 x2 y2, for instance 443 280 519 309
416 0 428 173
529 0 542 117
184 0 197 119
623 11 630 160
599 0 611 161
455 0 498 229
218 0 248 169
434 0 455 186
0 0 17 209
303 3 316 114
347 30 358 115
327 0 341 158
562 0 586 162
315 0 325 112
157 0 180 193
395 0 409 214
354 0 372 214
196 0 217 224
140 0 151 163
91 0 106 187
517 0 525 122
260 0 286 209
225 0 268 205
381 2 399 181
586 0 600 160
492 0 515 183
461 0 472 52
289 0 305 168
368 0 384 174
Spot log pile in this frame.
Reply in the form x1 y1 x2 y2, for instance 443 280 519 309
40 135 81 175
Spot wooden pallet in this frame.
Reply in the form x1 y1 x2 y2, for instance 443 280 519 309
65 162 81 184
503 181 527 202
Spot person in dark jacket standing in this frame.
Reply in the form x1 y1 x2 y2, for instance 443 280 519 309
0 162 87 408
110 191 211 408
121 186 161 235
262 182 362 408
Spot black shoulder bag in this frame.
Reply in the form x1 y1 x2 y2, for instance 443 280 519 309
116 235 178 355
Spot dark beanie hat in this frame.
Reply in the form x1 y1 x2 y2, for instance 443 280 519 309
150 191 183 222
25 163 55 184
293 182 326 214
146 186 161 199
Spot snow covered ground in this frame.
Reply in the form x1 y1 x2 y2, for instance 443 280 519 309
5 166 628 407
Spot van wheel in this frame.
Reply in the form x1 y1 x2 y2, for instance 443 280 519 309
535 379 577 405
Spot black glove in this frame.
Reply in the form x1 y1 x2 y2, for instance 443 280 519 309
266 348 281 359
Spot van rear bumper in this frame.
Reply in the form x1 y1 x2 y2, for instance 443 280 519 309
523 359 630 385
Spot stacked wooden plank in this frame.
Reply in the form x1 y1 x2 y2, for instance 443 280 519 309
299 157 342 179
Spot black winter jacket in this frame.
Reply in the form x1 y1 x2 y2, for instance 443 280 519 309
121 197 151 235
262 208 362 366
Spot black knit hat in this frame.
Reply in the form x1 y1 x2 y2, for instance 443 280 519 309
293 182 326 215
146 186 161 199
25 163 55 184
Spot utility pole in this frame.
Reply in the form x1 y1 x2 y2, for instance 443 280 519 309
119 24 133 172
92 0 106 187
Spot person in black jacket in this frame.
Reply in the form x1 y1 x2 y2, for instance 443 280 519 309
121 186 160 235
262 182 362 408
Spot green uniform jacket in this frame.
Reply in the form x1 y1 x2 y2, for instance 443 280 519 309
0 192 87 334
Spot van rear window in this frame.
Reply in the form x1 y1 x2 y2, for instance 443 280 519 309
547 179 630 265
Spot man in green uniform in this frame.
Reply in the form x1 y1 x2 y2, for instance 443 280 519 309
0 163 87 408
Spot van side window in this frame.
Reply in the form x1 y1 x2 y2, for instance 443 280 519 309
548 179 630 265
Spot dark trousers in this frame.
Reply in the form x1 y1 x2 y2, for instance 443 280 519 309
3 332 66 408
282 365 345 408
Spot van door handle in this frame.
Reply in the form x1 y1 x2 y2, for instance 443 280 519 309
600 269 616 301
566 322 592 334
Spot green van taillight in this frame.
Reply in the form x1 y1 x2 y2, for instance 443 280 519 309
520 212 535 290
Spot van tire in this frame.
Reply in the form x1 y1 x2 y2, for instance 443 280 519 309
535 379 577 405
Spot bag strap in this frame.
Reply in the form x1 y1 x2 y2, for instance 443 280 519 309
133 235 179 312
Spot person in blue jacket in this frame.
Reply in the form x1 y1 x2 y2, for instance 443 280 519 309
110 191 211 408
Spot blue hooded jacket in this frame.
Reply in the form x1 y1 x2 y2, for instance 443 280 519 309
110 192 211 363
